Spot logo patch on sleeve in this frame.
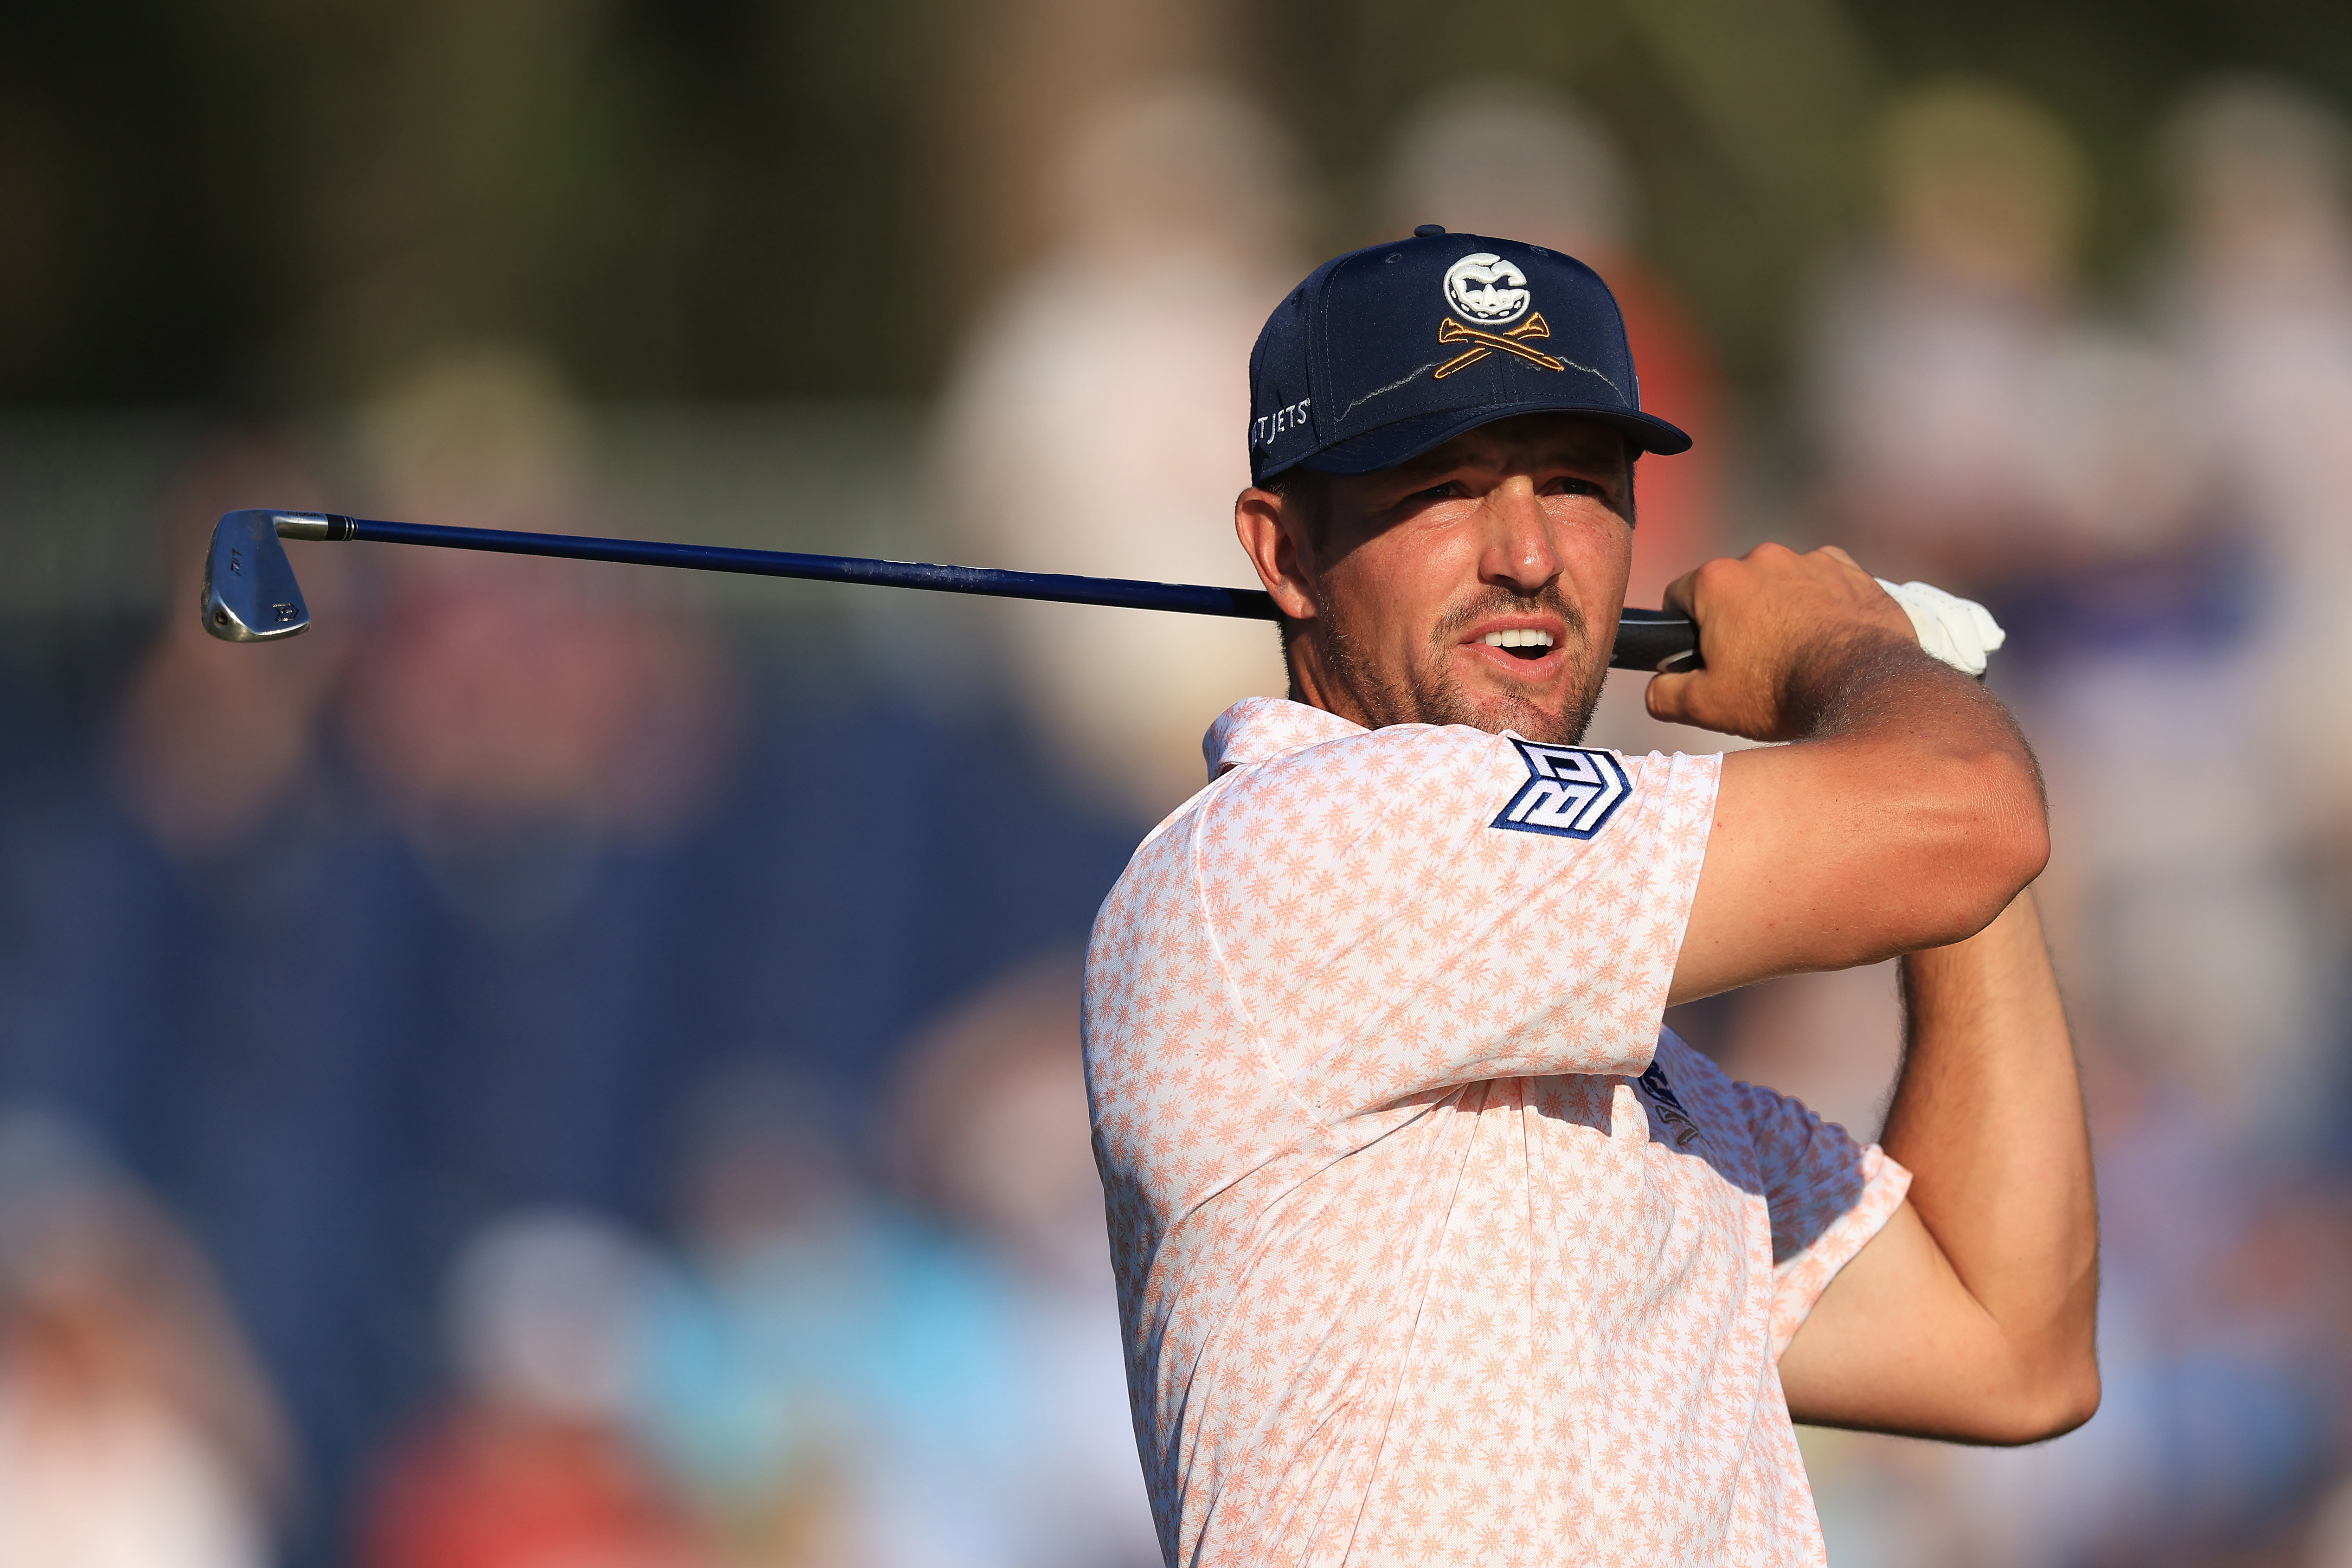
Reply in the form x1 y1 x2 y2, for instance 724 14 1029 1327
1491 740 1630 839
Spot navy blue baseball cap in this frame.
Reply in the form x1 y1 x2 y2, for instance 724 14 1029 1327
1247 228 1691 485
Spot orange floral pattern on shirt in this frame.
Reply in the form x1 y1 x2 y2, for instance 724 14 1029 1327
1084 698 1910 1567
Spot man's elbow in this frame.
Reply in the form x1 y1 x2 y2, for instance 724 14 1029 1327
1967 1356 2101 1446
1914 748 2049 943
2040 1362 2103 1440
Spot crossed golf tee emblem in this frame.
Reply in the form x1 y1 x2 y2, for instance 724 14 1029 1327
1434 313 1567 379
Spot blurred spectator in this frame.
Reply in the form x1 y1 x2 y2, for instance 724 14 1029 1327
1803 82 2199 594
2160 78 2352 881
889 951 1161 1568
2018 637 2327 1154
360 1209 704 1568
346 343 739 876
340 346 744 1410
0 1106 293 1568
938 78 1303 823
636 1062 1022 1567
108 435 356 860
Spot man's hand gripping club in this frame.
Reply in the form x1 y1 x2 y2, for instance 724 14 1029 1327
1650 543 1918 741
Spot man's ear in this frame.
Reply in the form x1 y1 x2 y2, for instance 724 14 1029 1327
1235 487 1317 622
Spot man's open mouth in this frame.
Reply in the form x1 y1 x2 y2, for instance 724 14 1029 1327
1479 628 1556 661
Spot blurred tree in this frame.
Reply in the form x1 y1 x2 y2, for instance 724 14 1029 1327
626 0 950 396
8 0 2352 404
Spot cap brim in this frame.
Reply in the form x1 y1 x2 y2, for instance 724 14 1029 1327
1286 400 1691 481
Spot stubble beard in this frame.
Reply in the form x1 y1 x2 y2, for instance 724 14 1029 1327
1312 584 1609 745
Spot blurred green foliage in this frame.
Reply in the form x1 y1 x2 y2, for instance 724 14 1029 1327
3 0 2349 405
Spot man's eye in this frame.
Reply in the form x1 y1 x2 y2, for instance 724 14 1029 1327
1549 477 1601 496
1411 482 1460 501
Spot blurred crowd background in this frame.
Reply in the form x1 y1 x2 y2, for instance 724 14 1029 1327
7 2 2352 1565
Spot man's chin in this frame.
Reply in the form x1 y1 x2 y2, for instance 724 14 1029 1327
1425 675 1604 746
1312 615 1606 744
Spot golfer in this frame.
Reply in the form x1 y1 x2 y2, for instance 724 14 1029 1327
1082 229 2096 1566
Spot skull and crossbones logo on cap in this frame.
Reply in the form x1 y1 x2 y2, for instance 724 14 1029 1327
1436 252 1566 379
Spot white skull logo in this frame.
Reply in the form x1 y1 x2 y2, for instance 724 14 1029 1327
1443 252 1531 325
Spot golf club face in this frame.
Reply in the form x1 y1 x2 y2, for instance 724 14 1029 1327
201 510 310 642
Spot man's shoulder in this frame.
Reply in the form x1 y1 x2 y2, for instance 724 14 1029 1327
1188 713 1533 852
1178 698 1728 849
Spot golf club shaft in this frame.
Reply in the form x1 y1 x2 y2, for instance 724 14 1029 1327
269 512 1701 671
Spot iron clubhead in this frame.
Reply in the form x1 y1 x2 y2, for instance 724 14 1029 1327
201 509 310 641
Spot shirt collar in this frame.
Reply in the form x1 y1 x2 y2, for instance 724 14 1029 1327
1203 697 1366 778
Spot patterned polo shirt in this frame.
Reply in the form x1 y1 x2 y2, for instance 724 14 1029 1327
1082 696 1911 1567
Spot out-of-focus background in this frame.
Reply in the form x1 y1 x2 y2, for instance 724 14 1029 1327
6 2 2352 1564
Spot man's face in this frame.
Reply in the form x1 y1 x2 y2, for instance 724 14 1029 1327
1235 413 1634 744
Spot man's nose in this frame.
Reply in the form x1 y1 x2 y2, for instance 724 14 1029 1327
1477 482 1562 594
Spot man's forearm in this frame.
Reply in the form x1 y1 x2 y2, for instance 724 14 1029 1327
1879 892 2099 1420
1669 645 2048 1003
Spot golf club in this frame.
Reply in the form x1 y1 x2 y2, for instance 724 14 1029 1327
200 508 1703 672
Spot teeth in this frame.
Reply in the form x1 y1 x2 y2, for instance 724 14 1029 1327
1480 629 1556 649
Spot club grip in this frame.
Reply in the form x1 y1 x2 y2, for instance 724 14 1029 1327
1610 608 1701 672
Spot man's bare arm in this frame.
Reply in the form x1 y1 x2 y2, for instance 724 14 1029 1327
1775 892 2100 1442
1650 545 2048 1005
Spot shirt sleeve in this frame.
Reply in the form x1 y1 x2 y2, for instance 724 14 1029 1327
1192 723 1721 1125
1716 1074 1914 1360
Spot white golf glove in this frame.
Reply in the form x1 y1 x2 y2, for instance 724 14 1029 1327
1876 578 2006 677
